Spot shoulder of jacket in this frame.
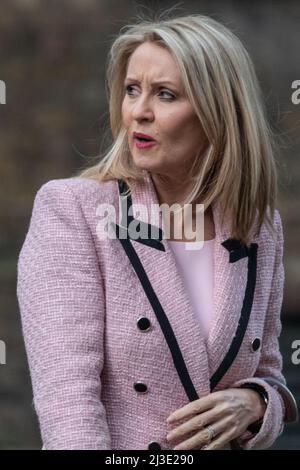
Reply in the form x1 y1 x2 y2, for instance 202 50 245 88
35 176 117 205
255 207 283 239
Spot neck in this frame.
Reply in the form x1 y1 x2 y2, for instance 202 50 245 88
150 172 195 206
147 171 215 241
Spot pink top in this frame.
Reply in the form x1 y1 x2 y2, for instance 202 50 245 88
168 239 215 342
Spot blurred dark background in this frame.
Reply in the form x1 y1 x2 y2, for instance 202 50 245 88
0 0 299 449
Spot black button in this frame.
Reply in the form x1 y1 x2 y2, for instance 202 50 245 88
137 317 152 331
134 382 148 393
148 441 161 450
251 338 261 351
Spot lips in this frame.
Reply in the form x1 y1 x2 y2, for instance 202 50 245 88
134 138 156 149
133 131 155 142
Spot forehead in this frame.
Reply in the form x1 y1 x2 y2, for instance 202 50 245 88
126 42 182 85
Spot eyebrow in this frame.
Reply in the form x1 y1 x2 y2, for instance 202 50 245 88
124 77 179 88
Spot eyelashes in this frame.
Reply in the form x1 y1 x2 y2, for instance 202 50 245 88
124 84 176 101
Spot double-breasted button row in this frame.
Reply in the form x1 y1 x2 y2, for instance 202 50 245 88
134 383 162 449
135 317 151 394
136 317 161 448
136 318 260 449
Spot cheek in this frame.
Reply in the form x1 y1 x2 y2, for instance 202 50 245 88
162 110 202 143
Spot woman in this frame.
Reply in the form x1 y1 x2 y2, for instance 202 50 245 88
17 14 298 450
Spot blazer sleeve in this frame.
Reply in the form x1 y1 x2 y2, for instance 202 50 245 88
16 180 111 450
231 209 286 450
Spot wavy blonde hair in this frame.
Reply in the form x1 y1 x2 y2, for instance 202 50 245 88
75 12 280 246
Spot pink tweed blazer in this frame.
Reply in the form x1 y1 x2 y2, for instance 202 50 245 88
17 169 287 450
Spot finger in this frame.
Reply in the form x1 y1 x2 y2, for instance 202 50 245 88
167 406 223 444
201 426 237 450
173 415 234 451
167 394 217 423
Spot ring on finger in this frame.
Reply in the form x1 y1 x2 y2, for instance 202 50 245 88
206 425 217 442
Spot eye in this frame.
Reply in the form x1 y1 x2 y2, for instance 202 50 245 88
124 85 175 101
159 90 175 100
124 84 136 96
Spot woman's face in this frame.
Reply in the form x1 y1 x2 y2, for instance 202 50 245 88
122 42 207 180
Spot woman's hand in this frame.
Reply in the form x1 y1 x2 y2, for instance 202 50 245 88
166 388 267 450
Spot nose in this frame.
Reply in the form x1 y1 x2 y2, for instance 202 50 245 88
131 94 154 122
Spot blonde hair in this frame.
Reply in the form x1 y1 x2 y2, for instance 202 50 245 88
75 12 281 246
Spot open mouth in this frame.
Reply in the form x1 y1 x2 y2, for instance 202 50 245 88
135 136 154 142
134 137 156 148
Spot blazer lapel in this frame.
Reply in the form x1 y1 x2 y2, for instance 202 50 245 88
111 169 258 399
206 205 258 390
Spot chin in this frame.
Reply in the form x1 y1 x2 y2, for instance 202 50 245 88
132 154 161 172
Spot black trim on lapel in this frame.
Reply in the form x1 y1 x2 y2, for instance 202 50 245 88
210 240 258 391
116 179 165 251
221 238 251 263
114 178 258 404
112 221 166 252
